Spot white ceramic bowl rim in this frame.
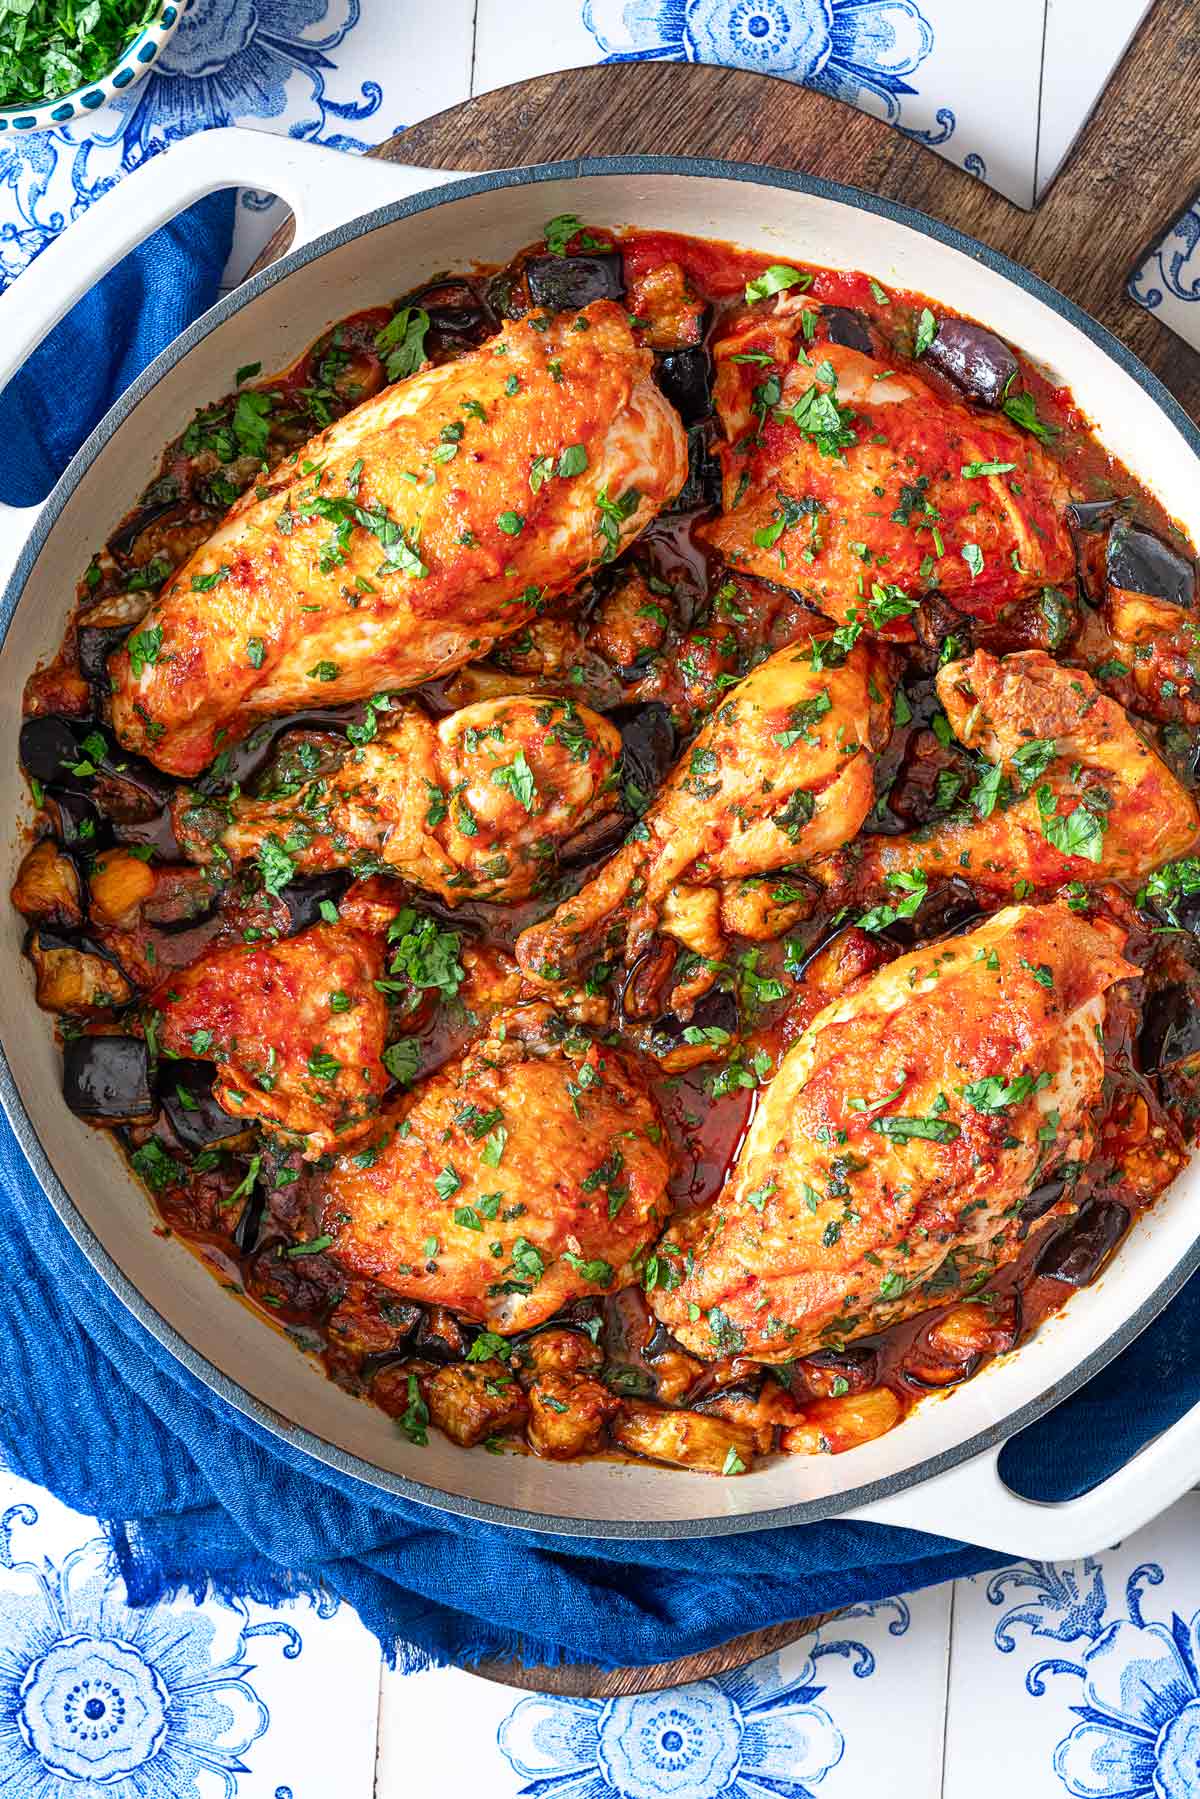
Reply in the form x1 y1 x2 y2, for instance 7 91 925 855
4 154 1200 1539
0 0 183 127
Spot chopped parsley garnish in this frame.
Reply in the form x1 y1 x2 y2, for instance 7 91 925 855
913 308 937 357
382 1038 422 1086
964 1070 1052 1112
562 1251 615 1287
398 1373 429 1445
191 567 229 592
491 749 537 812
382 907 464 1000
434 1165 462 1201
127 625 163 678
745 264 812 304
594 485 641 561
870 1115 960 1143
257 836 296 896
1139 856 1200 923
1035 784 1107 861
130 1137 184 1193
543 212 606 255
375 306 430 381
773 378 857 458
858 867 928 932
1002 382 1059 443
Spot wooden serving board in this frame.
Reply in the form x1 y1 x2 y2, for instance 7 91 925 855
250 0 1200 1695
255 0 1200 417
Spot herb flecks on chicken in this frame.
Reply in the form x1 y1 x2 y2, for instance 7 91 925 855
649 904 1135 1361
175 693 621 905
110 302 688 776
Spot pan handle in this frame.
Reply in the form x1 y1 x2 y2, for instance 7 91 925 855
0 127 460 593
846 1396 1200 1559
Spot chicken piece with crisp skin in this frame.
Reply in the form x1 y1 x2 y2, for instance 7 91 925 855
110 301 688 776
515 633 892 1000
319 1004 672 1333
175 694 621 905
700 322 1074 630
650 903 1135 1361
821 649 1199 901
152 882 398 1159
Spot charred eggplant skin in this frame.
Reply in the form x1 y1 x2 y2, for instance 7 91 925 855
19 717 84 787
666 425 721 512
1139 981 1200 1073
160 1061 244 1149
278 871 353 936
63 1035 154 1122
1107 522 1197 607
611 701 676 815
1036 1201 1128 1286
820 305 874 355
525 253 625 312
923 317 1019 407
647 986 738 1057
654 348 712 426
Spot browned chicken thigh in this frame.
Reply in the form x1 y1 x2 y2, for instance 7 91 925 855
515 633 893 1000
318 1004 672 1332
175 694 621 904
152 883 399 1159
700 323 1074 631
823 649 1200 901
650 903 1135 1361
110 301 688 775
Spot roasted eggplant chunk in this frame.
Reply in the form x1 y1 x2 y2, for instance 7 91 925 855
63 1035 154 1122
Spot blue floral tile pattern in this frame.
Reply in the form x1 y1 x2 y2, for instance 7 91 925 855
0 1472 383 1799
0 1503 277 1796
97 0 382 156
1129 198 1200 353
499 1660 844 1797
493 1607 931 1798
945 1497 1200 1799
988 1557 1200 1799
0 0 475 292
582 0 935 119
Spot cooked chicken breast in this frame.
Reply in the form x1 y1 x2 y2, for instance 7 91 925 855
174 693 621 905
110 302 688 775
824 649 1199 899
700 328 1074 630
515 633 892 996
649 903 1135 1360
318 1004 671 1332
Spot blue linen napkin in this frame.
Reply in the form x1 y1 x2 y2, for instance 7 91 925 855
1 197 1198 1669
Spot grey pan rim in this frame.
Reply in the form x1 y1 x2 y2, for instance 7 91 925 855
4 151 1200 1542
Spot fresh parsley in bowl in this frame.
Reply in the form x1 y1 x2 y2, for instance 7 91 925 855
0 0 184 130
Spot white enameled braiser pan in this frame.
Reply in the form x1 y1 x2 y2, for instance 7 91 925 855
1 127 1198 1556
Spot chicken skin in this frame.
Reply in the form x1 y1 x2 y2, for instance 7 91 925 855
175 694 621 905
650 903 1135 1361
826 649 1199 901
153 884 398 1158
700 325 1074 630
318 1004 671 1332
515 634 893 996
110 302 688 776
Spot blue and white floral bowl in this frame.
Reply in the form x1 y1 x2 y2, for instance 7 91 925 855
0 0 188 135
